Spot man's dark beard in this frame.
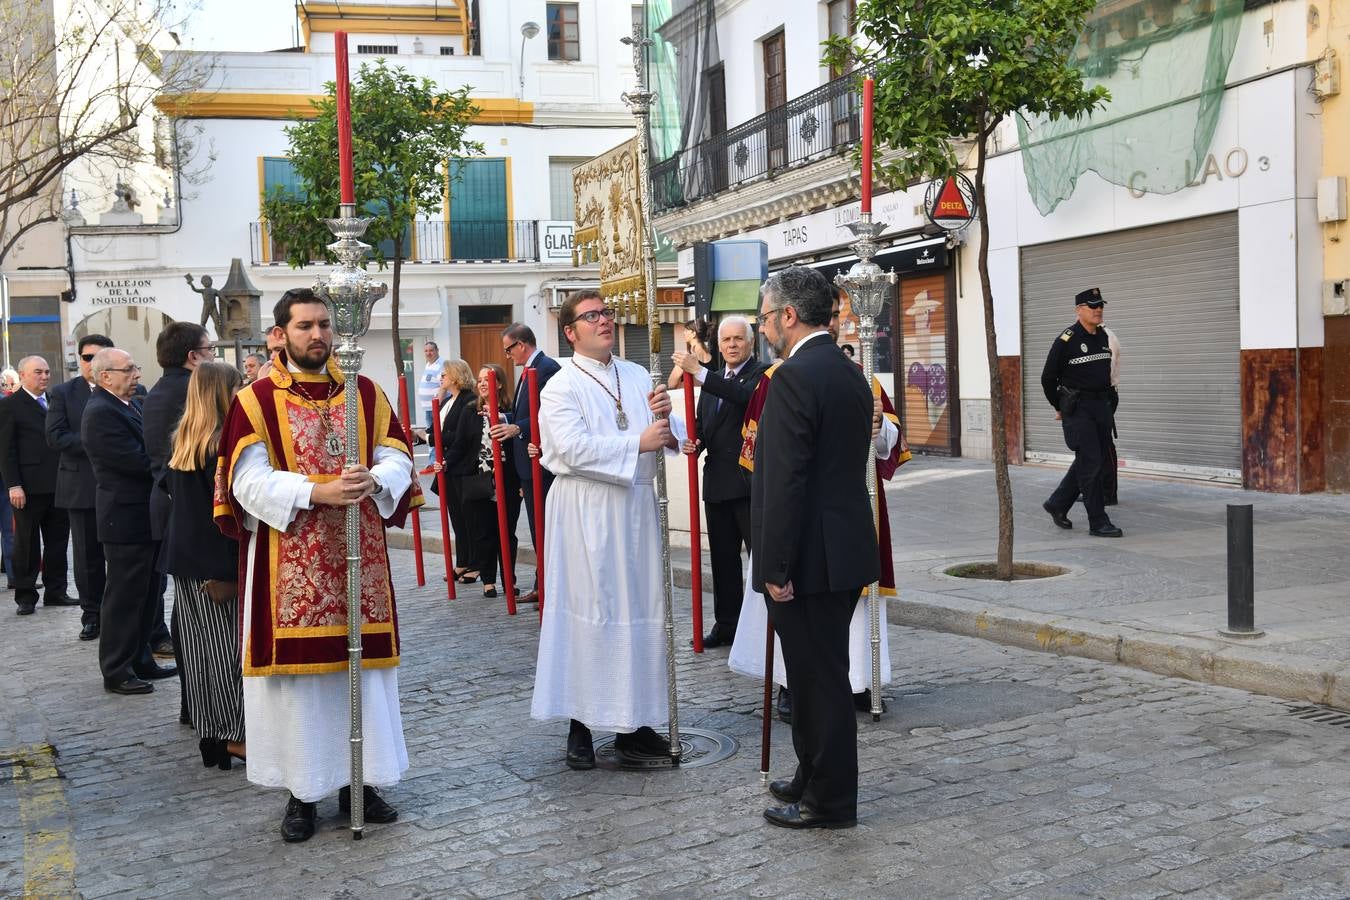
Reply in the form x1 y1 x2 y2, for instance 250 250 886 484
287 338 332 372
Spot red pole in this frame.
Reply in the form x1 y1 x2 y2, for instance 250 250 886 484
861 77 873 214
683 371 704 653
430 398 456 600
486 369 517 615
334 32 355 206
527 368 545 619
396 376 426 587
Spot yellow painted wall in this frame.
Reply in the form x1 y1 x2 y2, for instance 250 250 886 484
1314 1 1350 279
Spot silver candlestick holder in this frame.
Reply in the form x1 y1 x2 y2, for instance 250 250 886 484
835 214 896 722
313 201 388 838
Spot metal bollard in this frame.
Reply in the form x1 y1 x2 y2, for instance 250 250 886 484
1219 503 1263 639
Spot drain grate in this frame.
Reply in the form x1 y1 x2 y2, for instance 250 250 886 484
1285 703 1350 728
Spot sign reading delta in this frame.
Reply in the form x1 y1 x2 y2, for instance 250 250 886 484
924 174 977 232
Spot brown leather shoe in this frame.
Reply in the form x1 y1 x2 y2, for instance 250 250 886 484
519 590 539 604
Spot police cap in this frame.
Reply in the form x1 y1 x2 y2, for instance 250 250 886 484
1075 287 1106 308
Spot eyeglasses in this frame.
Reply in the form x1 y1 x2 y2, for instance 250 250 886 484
106 365 141 374
568 309 616 326
193 344 215 354
503 340 522 355
756 308 783 326
80 353 97 362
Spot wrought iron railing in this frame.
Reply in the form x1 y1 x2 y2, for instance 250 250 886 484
250 219 543 265
650 67 868 214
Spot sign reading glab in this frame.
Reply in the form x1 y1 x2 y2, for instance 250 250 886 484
539 221 576 265
924 174 976 232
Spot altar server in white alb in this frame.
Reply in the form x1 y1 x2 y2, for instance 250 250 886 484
531 289 680 770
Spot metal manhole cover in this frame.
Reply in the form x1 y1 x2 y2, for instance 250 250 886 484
594 727 737 771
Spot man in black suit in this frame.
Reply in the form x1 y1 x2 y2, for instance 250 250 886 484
751 266 877 830
143 322 212 658
490 323 561 605
673 315 765 647
83 348 175 695
0 355 73 616
47 334 114 640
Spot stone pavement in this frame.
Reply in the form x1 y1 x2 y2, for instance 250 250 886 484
5 546 1350 896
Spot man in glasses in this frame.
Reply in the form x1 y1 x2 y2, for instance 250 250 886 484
530 289 680 770
0 355 74 617
84 348 173 695
46 333 114 640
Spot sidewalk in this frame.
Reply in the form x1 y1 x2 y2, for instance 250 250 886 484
880 456 1350 712
393 454 1350 712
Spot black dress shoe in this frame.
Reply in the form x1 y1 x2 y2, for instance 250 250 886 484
614 725 671 762
776 687 793 724
43 595 79 607
134 662 178 680
104 676 153 695
853 689 887 713
763 802 856 830
280 794 317 843
566 720 595 770
79 623 99 641
1090 524 1124 538
701 628 732 648
338 785 398 823
16 602 35 616
768 779 803 804
1042 500 1073 529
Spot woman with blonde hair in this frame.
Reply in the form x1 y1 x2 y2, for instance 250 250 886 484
159 361 245 770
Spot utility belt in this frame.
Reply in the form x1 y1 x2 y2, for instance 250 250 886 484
1058 386 1112 417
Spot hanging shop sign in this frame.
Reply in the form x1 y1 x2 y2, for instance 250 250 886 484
924 174 977 231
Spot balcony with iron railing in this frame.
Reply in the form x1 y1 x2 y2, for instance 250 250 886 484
249 219 546 266
650 66 870 216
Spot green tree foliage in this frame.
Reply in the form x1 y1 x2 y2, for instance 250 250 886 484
262 60 482 377
825 0 1109 579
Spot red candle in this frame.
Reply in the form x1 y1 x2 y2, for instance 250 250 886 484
335 31 355 205
861 77 873 214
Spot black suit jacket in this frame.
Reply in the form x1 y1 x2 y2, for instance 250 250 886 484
82 387 154 544
694 359 765 503
751 334 878 595
508 351 561 480
46 377 98 509
437 390 477 476
0 389 59 495
142 366 190 541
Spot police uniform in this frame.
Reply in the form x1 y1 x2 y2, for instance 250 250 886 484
1039 288 1122 537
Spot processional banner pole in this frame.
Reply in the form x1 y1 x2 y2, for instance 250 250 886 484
312 31 388 838
834 77 895 723
623 18 681 764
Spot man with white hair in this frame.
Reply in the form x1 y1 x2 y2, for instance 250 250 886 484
672 314 765 647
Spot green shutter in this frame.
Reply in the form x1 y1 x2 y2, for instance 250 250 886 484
449 158 508 260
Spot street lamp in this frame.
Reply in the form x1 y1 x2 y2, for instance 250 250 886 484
519 21 540 99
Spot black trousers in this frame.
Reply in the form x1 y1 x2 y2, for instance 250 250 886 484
466 496 517 587
767 589 859 821
705 496 751 634
12 492 69 607
443 476 473 568
67 507 106 626
99 541 161 683
1046 397 1114 531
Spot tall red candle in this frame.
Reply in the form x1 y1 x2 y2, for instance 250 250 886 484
335 31 355 205
861 77 873 214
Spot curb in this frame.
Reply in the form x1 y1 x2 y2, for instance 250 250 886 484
888 592 1350 713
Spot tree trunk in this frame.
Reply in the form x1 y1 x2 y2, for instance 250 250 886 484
975 130 1015 579
390 235 404 379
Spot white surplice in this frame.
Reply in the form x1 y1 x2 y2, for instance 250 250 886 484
233 440 413 802
728 416 899 693
531 353 671 732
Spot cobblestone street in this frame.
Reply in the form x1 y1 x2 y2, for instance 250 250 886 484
4 548 1350 898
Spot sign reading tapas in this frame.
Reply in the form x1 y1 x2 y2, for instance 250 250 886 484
924 174 976 232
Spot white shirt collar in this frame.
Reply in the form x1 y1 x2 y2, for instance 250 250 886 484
22 387 43 402
788 330 831 358
525 348 542 368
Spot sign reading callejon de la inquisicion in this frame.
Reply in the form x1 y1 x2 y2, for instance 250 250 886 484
89 277 158 305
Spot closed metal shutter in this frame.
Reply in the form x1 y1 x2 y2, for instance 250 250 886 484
1021 212 1241 480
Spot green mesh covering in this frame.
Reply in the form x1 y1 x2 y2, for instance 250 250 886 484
646 0 683 163
1017 0 1244 215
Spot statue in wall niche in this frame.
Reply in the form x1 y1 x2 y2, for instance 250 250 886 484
185 273 227 337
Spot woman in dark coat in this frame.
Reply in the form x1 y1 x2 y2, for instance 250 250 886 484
435 359 477 580
159 361 244 770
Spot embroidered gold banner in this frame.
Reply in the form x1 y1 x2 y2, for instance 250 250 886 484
572 138 647 323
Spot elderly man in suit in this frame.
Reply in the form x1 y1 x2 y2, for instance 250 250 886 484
490 322 561 605
752 266 877 830
0 355 73 616
673 315 765 647
47 334 114 640
83 348 175 695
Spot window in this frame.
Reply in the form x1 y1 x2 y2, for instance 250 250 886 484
547 3 580 61
356 44 398 55
762 31 787 168
440 46 455 55
827 0 855 77
549 158 588 220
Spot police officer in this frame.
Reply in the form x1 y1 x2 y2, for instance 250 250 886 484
1040 287 1123 538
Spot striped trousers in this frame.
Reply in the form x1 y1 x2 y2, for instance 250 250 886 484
173 577 244 742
